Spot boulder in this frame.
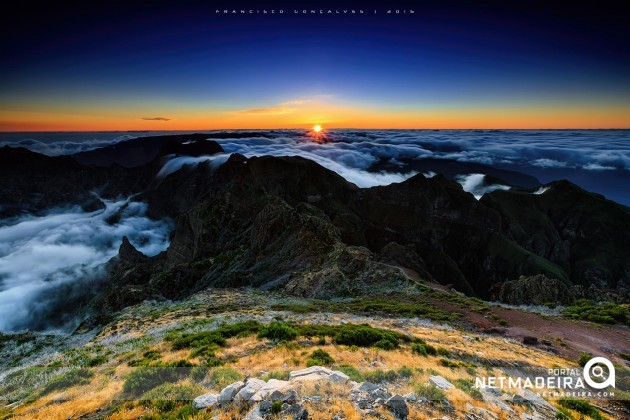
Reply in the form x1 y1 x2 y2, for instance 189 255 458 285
386 394 409 420
192 393 219 409
289 366 334 381
428 375 455 390
235 378 267 404
289 366 350 383
250 379 294 403
403 392 418 402
479 387 513 413
351 382 380 393
522 336 538 345
497 275 573 305
329 371 351 383
218 381 245 404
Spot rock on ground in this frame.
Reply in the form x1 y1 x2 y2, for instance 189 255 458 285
386 394 409 420
428 375 455 390
235 378 267 403
192 393 219 409
218 381 245 404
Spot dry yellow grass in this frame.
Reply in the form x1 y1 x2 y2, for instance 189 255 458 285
6 287 608 420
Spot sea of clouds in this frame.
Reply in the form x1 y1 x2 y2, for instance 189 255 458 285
0 198 172 332
3 129 627 172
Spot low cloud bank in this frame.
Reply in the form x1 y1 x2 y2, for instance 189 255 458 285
0 198 172 332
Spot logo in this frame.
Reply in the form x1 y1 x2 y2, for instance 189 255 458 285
583 357 615 389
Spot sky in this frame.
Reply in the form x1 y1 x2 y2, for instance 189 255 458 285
1 1 629 130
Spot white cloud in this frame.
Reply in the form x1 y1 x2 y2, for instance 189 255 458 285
0 198 172 331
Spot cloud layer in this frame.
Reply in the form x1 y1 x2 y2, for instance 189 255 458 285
0 199 172 332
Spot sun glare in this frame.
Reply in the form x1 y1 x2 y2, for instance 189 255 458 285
313 124 322 132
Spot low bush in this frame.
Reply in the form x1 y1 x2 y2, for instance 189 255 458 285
306 349 335 367
208 367 243 390
262 371 290 381
337 365 363 382
564 300 628 325
362 366 413 383
258 321 298 341
140 383 205 413
40 369 94 395
557 398 604 420
439 359 459 368
415 383 446 402
453 378 483 400
86 355 108 367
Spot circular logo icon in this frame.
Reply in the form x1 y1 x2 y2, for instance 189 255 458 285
583 357 616 389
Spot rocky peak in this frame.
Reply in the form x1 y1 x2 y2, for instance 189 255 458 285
118 236 147 263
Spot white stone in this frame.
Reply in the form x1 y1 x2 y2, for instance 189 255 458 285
218 381 245 404
428 375 455 390
235 378 267 403
192 393 219 409
250 379 294 403
289 366 334 382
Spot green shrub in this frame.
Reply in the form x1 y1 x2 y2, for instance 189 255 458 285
262 371 290 381
40 369 94 395
578 352 592 367
86 355 108 367
436 347 450 357
307 349 335 367
411 343 428 356
374 339 396 350
140 383 205 412
439 359 459 368
362 366 412 383
337 365 363 382
209 367 243 390
564 300 629 326
557 398 604 420
124 366 182 396
453 379 482 400
415 383 446 402
333 325 402 348
270 400 283 414
258 321 298 341
412 342 437 356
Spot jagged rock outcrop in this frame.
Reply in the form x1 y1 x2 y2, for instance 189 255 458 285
494 274 573 305
5 133 629 322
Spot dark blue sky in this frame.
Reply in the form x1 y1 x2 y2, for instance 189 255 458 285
2 1 629 129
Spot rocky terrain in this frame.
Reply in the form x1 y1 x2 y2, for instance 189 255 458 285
1 288 629 419
1 133 629 419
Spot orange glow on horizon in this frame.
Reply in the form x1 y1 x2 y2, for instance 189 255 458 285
1 101 629 131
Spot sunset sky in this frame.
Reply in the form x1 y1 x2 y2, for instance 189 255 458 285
2 1 629 130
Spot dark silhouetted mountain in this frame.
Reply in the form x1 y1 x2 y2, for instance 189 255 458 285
71 132 264 167
3 134 628 325
369 157 541 188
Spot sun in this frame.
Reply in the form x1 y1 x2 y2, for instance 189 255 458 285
313 124 322 133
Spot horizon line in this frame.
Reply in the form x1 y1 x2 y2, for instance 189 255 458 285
2 127 630 133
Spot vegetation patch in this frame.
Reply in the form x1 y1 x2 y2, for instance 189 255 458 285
336 364 363 382
208 367 243 390
557 398 605 420
564 300 629 325
272 294 462 323
415 383 447 402
262 371 290 381
140 383 206 413
124 361 193 396
306 349 335 367
411 338 437 356
258 321 298 341
453 378 483 400
40 369 94 396
362 366 413 383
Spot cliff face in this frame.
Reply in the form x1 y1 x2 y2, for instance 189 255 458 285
2 134 628 323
